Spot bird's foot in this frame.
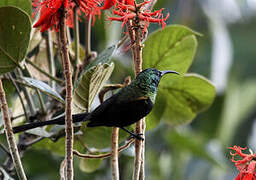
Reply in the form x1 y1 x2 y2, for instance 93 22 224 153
132 133 144 141
120 127 144 141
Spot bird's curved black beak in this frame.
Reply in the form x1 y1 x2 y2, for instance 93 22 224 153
160 70 179 76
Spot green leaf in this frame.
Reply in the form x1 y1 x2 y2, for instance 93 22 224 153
147 74 216 128
21 77 64 103
0 0 32 16
79 126 133 149
143 25 198 82
73 63 115 113
217 80 256 145
85 45 116 71
0 6 31 74
79 158 103 173
166 130 221 166
34 136 84 156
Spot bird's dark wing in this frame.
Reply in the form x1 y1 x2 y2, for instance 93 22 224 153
86 94 153 127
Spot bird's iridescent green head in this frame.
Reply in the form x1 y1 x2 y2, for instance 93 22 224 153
134 68 179 102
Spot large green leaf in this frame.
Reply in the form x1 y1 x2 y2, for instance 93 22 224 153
0 0 32 16
143 25 199 79
147 74 216 129
79 158 103 173
166 129 221 166
80 126 133 149
0 6 31 74
72 63 115 113
21 77 64 103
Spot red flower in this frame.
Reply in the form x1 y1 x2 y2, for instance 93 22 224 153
107 0 169 34
229 146 256 180
102 0 134 10
33 0 102 32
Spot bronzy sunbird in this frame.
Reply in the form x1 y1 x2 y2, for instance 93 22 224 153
13 68 179 139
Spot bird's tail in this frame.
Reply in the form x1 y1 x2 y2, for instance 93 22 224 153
13 112 89 134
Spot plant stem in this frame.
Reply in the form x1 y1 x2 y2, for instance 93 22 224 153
15 69 36 116
127 20 145 180
25 58 62 84
111 127 120 180
139 122 146 179
59 7 74 180
73 6 80 82
45 30 56 89
0 78 27 180
23 65 46 114
0 143 10 157
73 139 134 159
74 6 80 67
7 73 29 121
36 90 46 114
84 15 92 62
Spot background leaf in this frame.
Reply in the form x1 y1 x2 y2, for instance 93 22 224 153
79 158 103 173
72 63 115 113
166 130 220 166
21 77 64 103
143 25 199 77
147 74 216 129
0 6 31 74
0 0 32 16
79 126 133 149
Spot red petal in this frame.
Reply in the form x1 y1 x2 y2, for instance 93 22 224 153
102 0 116 10
125 0 134 6
235 173 243 180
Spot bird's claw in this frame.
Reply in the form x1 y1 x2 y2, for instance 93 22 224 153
133 133 144 141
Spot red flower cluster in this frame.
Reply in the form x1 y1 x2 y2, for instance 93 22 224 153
229 146 256 180
102 0 134 10
105 0 169 34
33 0 102 32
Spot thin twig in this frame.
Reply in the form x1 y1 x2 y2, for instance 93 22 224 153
139 122 146 179
73 6 80 82
60 159 66 180
84 15 92 64
73 6 80 68
15 69 36 116
59 7 74 180
24 65 47 114
11 114 25 121
111 127 120 180
0 143 11 157
25 58 62 84
35 90 46 114
0 78 27 180
73 139 134 159
45 30 56 89
7 73 29 121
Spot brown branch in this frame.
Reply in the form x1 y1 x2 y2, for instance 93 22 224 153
60 159 66 180
73 139 134 159
127 18 145 180
111 127 120 180
0 78 27 180
58 7 74 180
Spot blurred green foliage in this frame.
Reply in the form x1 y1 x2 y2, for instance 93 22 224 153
1 0 256 179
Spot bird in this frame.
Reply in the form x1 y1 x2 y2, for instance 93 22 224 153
12 68 179 140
